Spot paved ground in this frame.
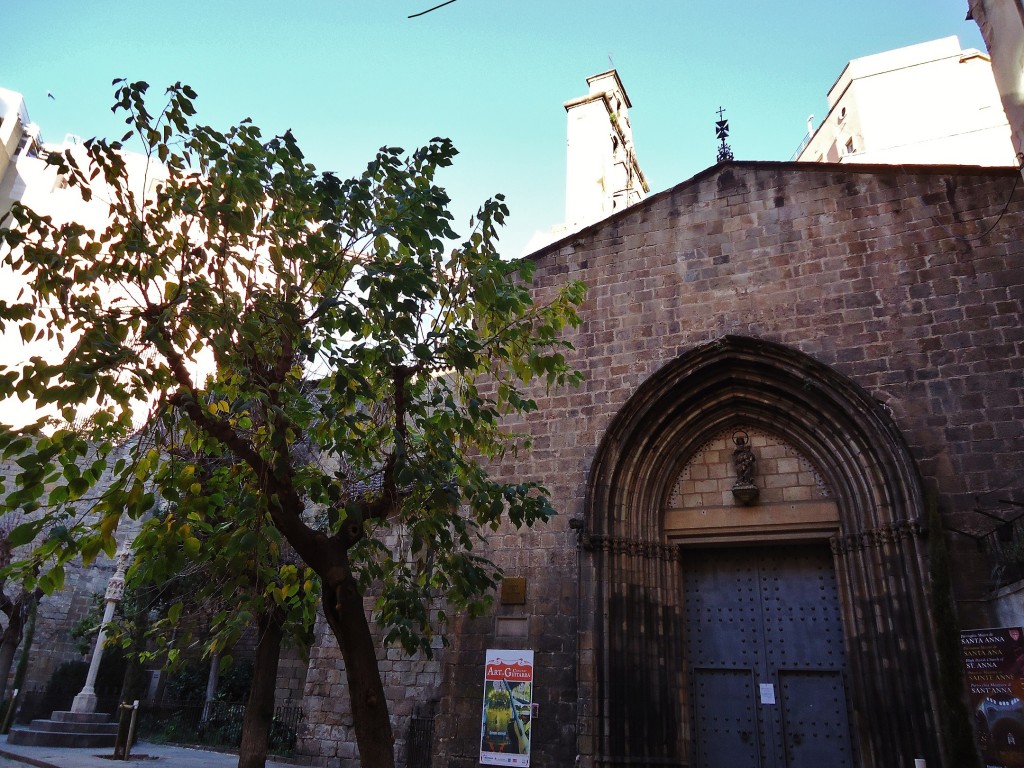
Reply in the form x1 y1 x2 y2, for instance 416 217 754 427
0 737 301 768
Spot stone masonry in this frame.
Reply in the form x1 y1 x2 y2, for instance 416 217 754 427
0 158 1011 765
297 608 443 768
430 161 1023 768
297 160 1024 767
666 428 832 508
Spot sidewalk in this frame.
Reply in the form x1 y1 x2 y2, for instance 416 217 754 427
0 736 301 768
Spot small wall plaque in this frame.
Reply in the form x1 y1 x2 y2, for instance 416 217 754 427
500 577 527 605
495 617 529 637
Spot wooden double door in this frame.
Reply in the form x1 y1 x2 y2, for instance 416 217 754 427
683 545 855 768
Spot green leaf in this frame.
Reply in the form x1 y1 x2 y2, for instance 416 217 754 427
38 571 55 595
68 477 90 500
7 520 43 547
183 536 201 557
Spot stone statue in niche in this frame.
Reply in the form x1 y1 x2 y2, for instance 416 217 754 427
732 430 759 505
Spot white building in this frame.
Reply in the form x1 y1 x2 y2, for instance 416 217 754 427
1 88 161 224
795 36 1017 167
0 87 167 427
0 88 45 201
563 70 648 227
523 70 649 254
969 0 1024 171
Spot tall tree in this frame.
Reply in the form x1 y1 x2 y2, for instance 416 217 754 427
0 81 584 768
129 433 319 768
0 515 41 705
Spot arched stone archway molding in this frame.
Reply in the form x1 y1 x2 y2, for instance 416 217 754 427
580 335 941 768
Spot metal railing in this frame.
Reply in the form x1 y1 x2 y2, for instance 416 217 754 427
407 714 435 768
133 699 304 755
789 132 812 161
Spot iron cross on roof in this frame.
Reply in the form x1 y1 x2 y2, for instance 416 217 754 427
715 106 734 163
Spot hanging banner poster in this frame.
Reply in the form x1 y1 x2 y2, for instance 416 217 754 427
479 649 534 767
962 627 1024 768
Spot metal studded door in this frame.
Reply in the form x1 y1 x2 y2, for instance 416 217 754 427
683 545 853 768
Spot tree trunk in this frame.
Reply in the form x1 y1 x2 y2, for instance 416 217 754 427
2 598 37 733
321 565 395 768
119 606 150 705
238 606 286 768
0 593 33 704
11 597 37 695
0 627 19 705
260 487 396 768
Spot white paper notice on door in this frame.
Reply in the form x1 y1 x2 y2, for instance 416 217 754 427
759 683 776 705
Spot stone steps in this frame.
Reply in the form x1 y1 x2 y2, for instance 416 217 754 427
8 710 118 748
50 711 111 724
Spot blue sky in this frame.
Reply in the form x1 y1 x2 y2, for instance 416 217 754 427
5 0 984 256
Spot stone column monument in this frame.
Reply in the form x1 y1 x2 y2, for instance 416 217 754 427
7 545 131 747
71 545 131 714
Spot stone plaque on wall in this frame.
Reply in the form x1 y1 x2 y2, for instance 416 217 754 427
500 577 527 605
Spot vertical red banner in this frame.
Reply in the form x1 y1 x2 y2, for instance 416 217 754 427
480 649 534 767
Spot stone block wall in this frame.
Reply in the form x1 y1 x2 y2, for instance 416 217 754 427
27 557 119 691
527 161 1023 522
433 531 579 768
426 161 1024 767
295 161 1022 767
275 644 311 706
1 434 311 709
297 605 444 768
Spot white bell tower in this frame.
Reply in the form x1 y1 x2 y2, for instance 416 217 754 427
563 70 648 229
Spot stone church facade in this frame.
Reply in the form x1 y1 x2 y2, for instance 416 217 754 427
300 159 1023 768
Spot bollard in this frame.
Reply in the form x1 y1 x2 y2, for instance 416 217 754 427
113 702 133 760
124 700 140 760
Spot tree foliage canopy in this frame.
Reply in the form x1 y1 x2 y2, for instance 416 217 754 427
0 79 583 766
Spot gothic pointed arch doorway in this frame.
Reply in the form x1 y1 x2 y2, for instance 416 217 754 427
580 336 941 768
669 427 851 768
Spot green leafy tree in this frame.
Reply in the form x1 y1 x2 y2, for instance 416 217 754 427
0 515 42 706
0 80 584 768
129 436 319 766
